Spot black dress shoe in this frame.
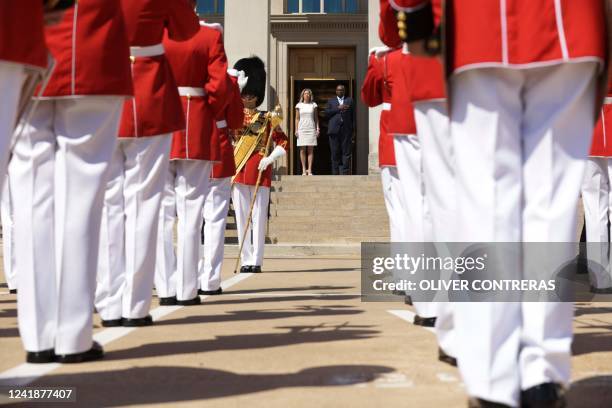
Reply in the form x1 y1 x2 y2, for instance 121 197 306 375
404 294 413 305
122 315 153 327
101 318 123 328
413 315 436 327
159 296 178 306
521 383 566 408
590 285 612 294
251 265 262 273
176 296 201 306
240 265 252 273
9 289 17 295
56 342 104 364
468 397 511 408
26 349 56 364
199 287 223 295
438 347 457 367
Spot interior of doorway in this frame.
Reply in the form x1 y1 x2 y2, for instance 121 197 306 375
291 79 354 176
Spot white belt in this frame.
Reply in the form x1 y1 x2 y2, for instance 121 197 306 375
382 102 391 111
178 87 207 97
605 97 612 104
216 120 227 129
130 43 165 58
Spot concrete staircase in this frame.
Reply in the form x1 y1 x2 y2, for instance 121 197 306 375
267 175 390 244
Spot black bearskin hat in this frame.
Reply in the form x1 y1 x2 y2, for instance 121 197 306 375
234 56 266 107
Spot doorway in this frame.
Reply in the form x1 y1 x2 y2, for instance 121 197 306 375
288 47 356 175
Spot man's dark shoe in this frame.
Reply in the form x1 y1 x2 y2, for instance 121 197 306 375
438 347 457 367
199 287 223 295
122 315 153 327
468 398 511 408
101 318 123 328
413 315 436 327
590 285 612 294
251 265 262 273
26 349 56 364
240 265 252 273
56 342 104 364
404 294 412 305
159 296 178 306
176 296 201 306
521 383 566 408
9 289 17 295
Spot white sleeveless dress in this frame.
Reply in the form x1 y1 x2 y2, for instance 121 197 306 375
296 102 317 147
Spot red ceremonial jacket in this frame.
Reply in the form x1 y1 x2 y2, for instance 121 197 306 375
232 110 289 188
388 0 606 74
0 0 47 70
165 22 230 161
589 81 612 157
385 49 417 137
361 49 396 168
118 0 199 138
39 0 133 97
212 74 245 179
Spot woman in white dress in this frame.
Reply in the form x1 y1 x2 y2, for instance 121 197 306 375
295 88 319 175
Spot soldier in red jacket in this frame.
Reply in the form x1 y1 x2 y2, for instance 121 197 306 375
8 0 133 363
153 19 230 306
199 69 245 293
395 1 608 406
582 81 612 293
95 0 199 328
231 57 288 273
0 1 47 198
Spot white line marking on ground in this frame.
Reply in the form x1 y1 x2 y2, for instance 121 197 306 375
222 292 361 297
0 292 9 296
387 310 435 333
436 373 459 383
0 273 255 387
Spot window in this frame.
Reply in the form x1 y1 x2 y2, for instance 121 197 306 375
287 0 358 13
197 0 224 15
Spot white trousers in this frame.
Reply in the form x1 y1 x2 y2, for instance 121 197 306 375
232 183 269 267
10 97 122 354
414 100 456 358
96 134 172 320
450 63 598 406
0 63 25 200
581 157 612 289
380 166 407 243
200 176 231 290
393 135 437 318
154 162 177 298
1 178 16 290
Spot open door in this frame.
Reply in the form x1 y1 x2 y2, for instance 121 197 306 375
291 78 351 175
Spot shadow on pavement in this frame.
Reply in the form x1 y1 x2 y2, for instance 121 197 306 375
0 327 19 338
574 305 612 317
263 268 359 273
154 305 364 327
105 323 378 361
201 295 360 306
226 285 355 294
0 308 16 318
572 329 612 356
567 375 612 407
1 365 394 406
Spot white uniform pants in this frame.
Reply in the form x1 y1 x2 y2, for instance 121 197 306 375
380 166 407 243
581 157 612 289
393 134 437 318
232 183 269 267
0 63 25 199
450 63 598 406
414 100 456 358
96 134 171 320
154 162 177 298
200 176 231 290
10 97 122 354
1 179 16 290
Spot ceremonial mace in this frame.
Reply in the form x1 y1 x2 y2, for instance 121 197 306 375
233 105 283 273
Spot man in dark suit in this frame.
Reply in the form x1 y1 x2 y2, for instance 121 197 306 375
325 84 354 175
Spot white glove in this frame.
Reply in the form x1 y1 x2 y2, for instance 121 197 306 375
227 69 248 91
258 145 286 171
